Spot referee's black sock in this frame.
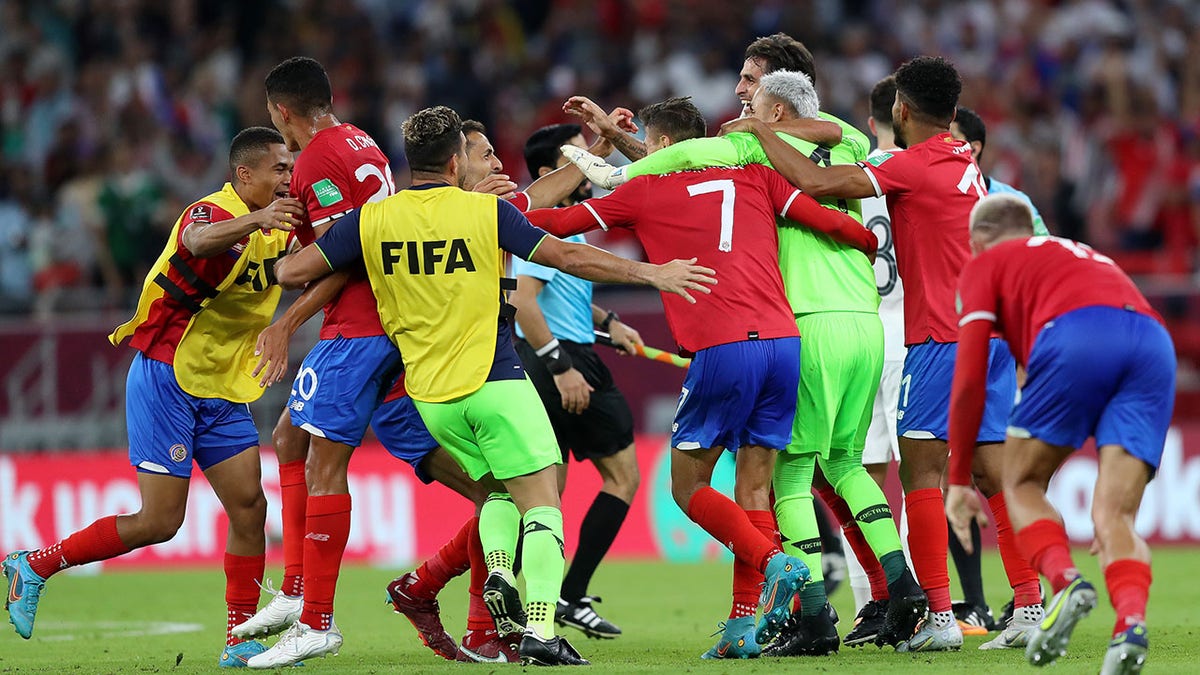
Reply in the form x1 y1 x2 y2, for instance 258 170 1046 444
948 518 987 608
560 491 629 603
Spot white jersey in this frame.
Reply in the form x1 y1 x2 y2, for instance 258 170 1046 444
863 147 905 362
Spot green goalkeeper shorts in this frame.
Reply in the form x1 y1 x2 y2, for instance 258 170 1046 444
414 377 561 481
788 311 884 457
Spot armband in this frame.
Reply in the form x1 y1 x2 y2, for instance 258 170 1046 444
600 311 619 331
535 338 574 375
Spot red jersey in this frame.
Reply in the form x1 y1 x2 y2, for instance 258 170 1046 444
527 164 841 353
858 132 985 345
957 236 1160 366
132 200 254 365
291 123 394 339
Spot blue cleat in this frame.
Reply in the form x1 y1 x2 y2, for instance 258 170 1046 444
701 616 761 659
1100 623 1148 675
4 551 46 640
1025 576 1097 667
221 640 268 667
756 553 810 645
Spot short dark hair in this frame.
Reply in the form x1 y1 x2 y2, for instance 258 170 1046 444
229 126 285 175
869 75 897 126
265 57 333 117
402 106 464 173
953 106 987 158
745 33 816 86
462 119 487 136
894 56 961 124
524 124 582 177
638 97 707 145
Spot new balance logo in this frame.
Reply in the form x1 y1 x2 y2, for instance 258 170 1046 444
305 533 330 542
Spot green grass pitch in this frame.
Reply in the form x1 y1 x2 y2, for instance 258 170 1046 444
3 548 1195 673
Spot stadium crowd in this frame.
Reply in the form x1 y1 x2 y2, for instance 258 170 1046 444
0 0 1197 315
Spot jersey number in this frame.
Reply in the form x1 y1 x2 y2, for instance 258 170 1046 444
1026 236 1115 265
687 179 736 252
867 214 898 296
356 163 396 204
956 162 987 199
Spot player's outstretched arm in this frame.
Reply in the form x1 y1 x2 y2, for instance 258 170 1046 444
525 203 606 238
769 118 842 146
946 319 994 487
623 136 745 179
721 117 875 199
274 243 334 289
564 95 647 161
530 237 716 304
182 198 304 258
252 270 350 387
781 190 878 255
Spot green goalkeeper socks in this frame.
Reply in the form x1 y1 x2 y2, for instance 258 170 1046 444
479 492 520 574
521 505 566 638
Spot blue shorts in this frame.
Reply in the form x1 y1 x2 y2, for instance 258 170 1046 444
1009 306 1175 469
288 336 403 446
898 337 1016 443
126 352 259 478
672 337 800 451
371 394 440 484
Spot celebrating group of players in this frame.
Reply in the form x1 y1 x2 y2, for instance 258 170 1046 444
2 29 1173 675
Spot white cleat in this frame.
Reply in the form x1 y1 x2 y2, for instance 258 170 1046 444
980 603 1044 649
247 621 342 669
896 613 964 652
231 580 302 638
560 145 626 189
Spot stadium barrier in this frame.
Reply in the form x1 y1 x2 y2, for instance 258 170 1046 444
2 427 1198 569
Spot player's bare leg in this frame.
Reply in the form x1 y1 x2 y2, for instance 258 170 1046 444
205 448 270 664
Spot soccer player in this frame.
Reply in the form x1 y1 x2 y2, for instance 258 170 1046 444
724 56 1044 652
525 96 878 659
272 105 716 666
947 193 1173 674
945 105 1052 636
510 123 642 640
3 128 302 667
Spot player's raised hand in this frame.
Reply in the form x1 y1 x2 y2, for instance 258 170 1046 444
554 368 594 414
648 257 717 304
252 321 291 387
608 319 644 356
611 107 638 134
564 96 619 138
719 116 765 137
259 197 305 231
945 484 989 554
473 173 518 198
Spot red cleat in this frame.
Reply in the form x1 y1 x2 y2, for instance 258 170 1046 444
455 627 521 663
385 572 457 660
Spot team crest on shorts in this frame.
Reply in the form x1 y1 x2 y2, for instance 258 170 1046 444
169 444 187 463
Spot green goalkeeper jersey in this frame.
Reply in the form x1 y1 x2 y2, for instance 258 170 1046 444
625 113 877 315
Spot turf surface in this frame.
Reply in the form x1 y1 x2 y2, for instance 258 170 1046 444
3 548 1194 673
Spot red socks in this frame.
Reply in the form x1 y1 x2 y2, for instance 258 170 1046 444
1105 559 1151 636
408 517 474 600
818 486 889 601
988 493 1042 606
686 487 779 572
905 488 951 613
225 553 265 646
300 494 352 630
1017 518 1079 594
730 510 776 618
278 459 308 597
466 518 492 632
28 515 131 579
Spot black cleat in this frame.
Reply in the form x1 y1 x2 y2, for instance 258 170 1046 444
763 603 840 657
482 571 527 638
556 596 621 639
875 570 927 648
953 600 997 634
843 599 888 647
519 633 590 666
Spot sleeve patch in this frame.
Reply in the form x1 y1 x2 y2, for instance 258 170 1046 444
188 204 213 223
865 152 893 167
312 178 345 208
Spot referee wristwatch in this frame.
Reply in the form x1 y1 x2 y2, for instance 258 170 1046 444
600 310 619 331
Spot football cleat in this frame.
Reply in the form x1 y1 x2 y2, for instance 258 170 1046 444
700 616 760 660
456 627 520 663
556 596 621 639
482 571 527 638
385 572 457 659
219 640 267 668
843 599 888 647
980 603 1043 650
1025 576 1097 667
896 613 963 652
3 551 45 640
559 145 626 189
953 600 996 635
755 553 811 646
1100 623 1148 675
246 621 341 669
519 631 590 666
875 569 926 648
231 579 302 638
763 603 839 657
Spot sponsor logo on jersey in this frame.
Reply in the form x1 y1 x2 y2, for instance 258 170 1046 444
865 152 893 166
312 178 345 208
